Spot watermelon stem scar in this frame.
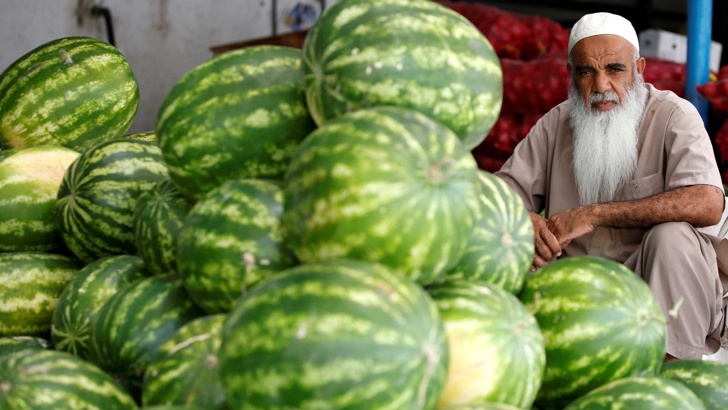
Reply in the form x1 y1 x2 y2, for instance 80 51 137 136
427 156 458 183
59 49 74 66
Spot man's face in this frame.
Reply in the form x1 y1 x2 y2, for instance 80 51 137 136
567 34 645 111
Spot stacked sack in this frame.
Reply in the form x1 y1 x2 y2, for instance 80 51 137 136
698 66 728 186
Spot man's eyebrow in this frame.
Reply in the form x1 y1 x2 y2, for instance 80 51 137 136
606 62 628 70
574 64 594 71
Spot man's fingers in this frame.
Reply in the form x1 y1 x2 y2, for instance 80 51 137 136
532 254 548 270
537 228 562 260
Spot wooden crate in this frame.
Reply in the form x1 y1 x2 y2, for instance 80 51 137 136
210 30 308 55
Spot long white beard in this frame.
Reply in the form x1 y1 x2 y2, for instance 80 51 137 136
569 74 647 205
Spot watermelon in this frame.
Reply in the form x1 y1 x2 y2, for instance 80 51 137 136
0 36 139 152
302 0 502 149
660 359 728 409
439 404 521 410
133 180 191 275
51 255 150 359
87 274 204 393
218 259 449 410
563 376 705 410
143 314 228 408
0 145 79 252
283 106 479 285
0 348 137 409
0 252 81 337
0 336 51 356
55 139 170 263
176 178 297 313
444 170 533 294
519 256 668 409
428 280 545 409
156 45 316 200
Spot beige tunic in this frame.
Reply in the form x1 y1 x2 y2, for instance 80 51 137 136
496 83 728 358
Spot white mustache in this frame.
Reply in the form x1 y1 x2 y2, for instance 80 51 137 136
590 91 620 104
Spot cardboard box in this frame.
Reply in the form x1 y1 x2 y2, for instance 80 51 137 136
638 29 723 72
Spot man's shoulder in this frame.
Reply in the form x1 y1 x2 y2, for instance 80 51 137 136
645 83 701 118
537 100 572 125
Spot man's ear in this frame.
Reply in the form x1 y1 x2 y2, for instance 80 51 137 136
636 57 646 75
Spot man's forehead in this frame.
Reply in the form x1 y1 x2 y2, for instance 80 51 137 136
571 35 635 61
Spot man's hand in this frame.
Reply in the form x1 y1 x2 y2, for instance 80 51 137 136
529 211 563 271
546 205 597 249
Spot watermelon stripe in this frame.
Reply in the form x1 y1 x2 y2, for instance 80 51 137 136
563 376 705 410
0 349 137 409
0 253 81 336
660 360 728 409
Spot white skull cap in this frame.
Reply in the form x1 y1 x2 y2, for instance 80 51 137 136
568 12 639 54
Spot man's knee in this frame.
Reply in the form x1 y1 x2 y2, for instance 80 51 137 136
643 222 698 254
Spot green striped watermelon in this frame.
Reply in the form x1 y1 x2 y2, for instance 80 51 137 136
126 131 157 143
87 274 204 395
0 252 81 337
177 178 297 313
0 336 51 356
0 145 80 252
157 45 316 200
0 348 137 409
428 280 544 409
563 376 705 410
439 404 522 410
218 259 449 410
302 0 502 149
519 256 668 409
133 180 191 275
143 314 228 408
661 359 728 409
51 255 150 359
55 139 170 263
0 36 139 152
444 170 533 294
283 106 479 285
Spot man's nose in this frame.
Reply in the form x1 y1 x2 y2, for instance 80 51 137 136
593 71 611 94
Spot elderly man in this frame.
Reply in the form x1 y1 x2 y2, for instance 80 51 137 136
495 12 728 361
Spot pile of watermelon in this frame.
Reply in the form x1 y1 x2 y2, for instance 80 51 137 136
1 0 727 409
